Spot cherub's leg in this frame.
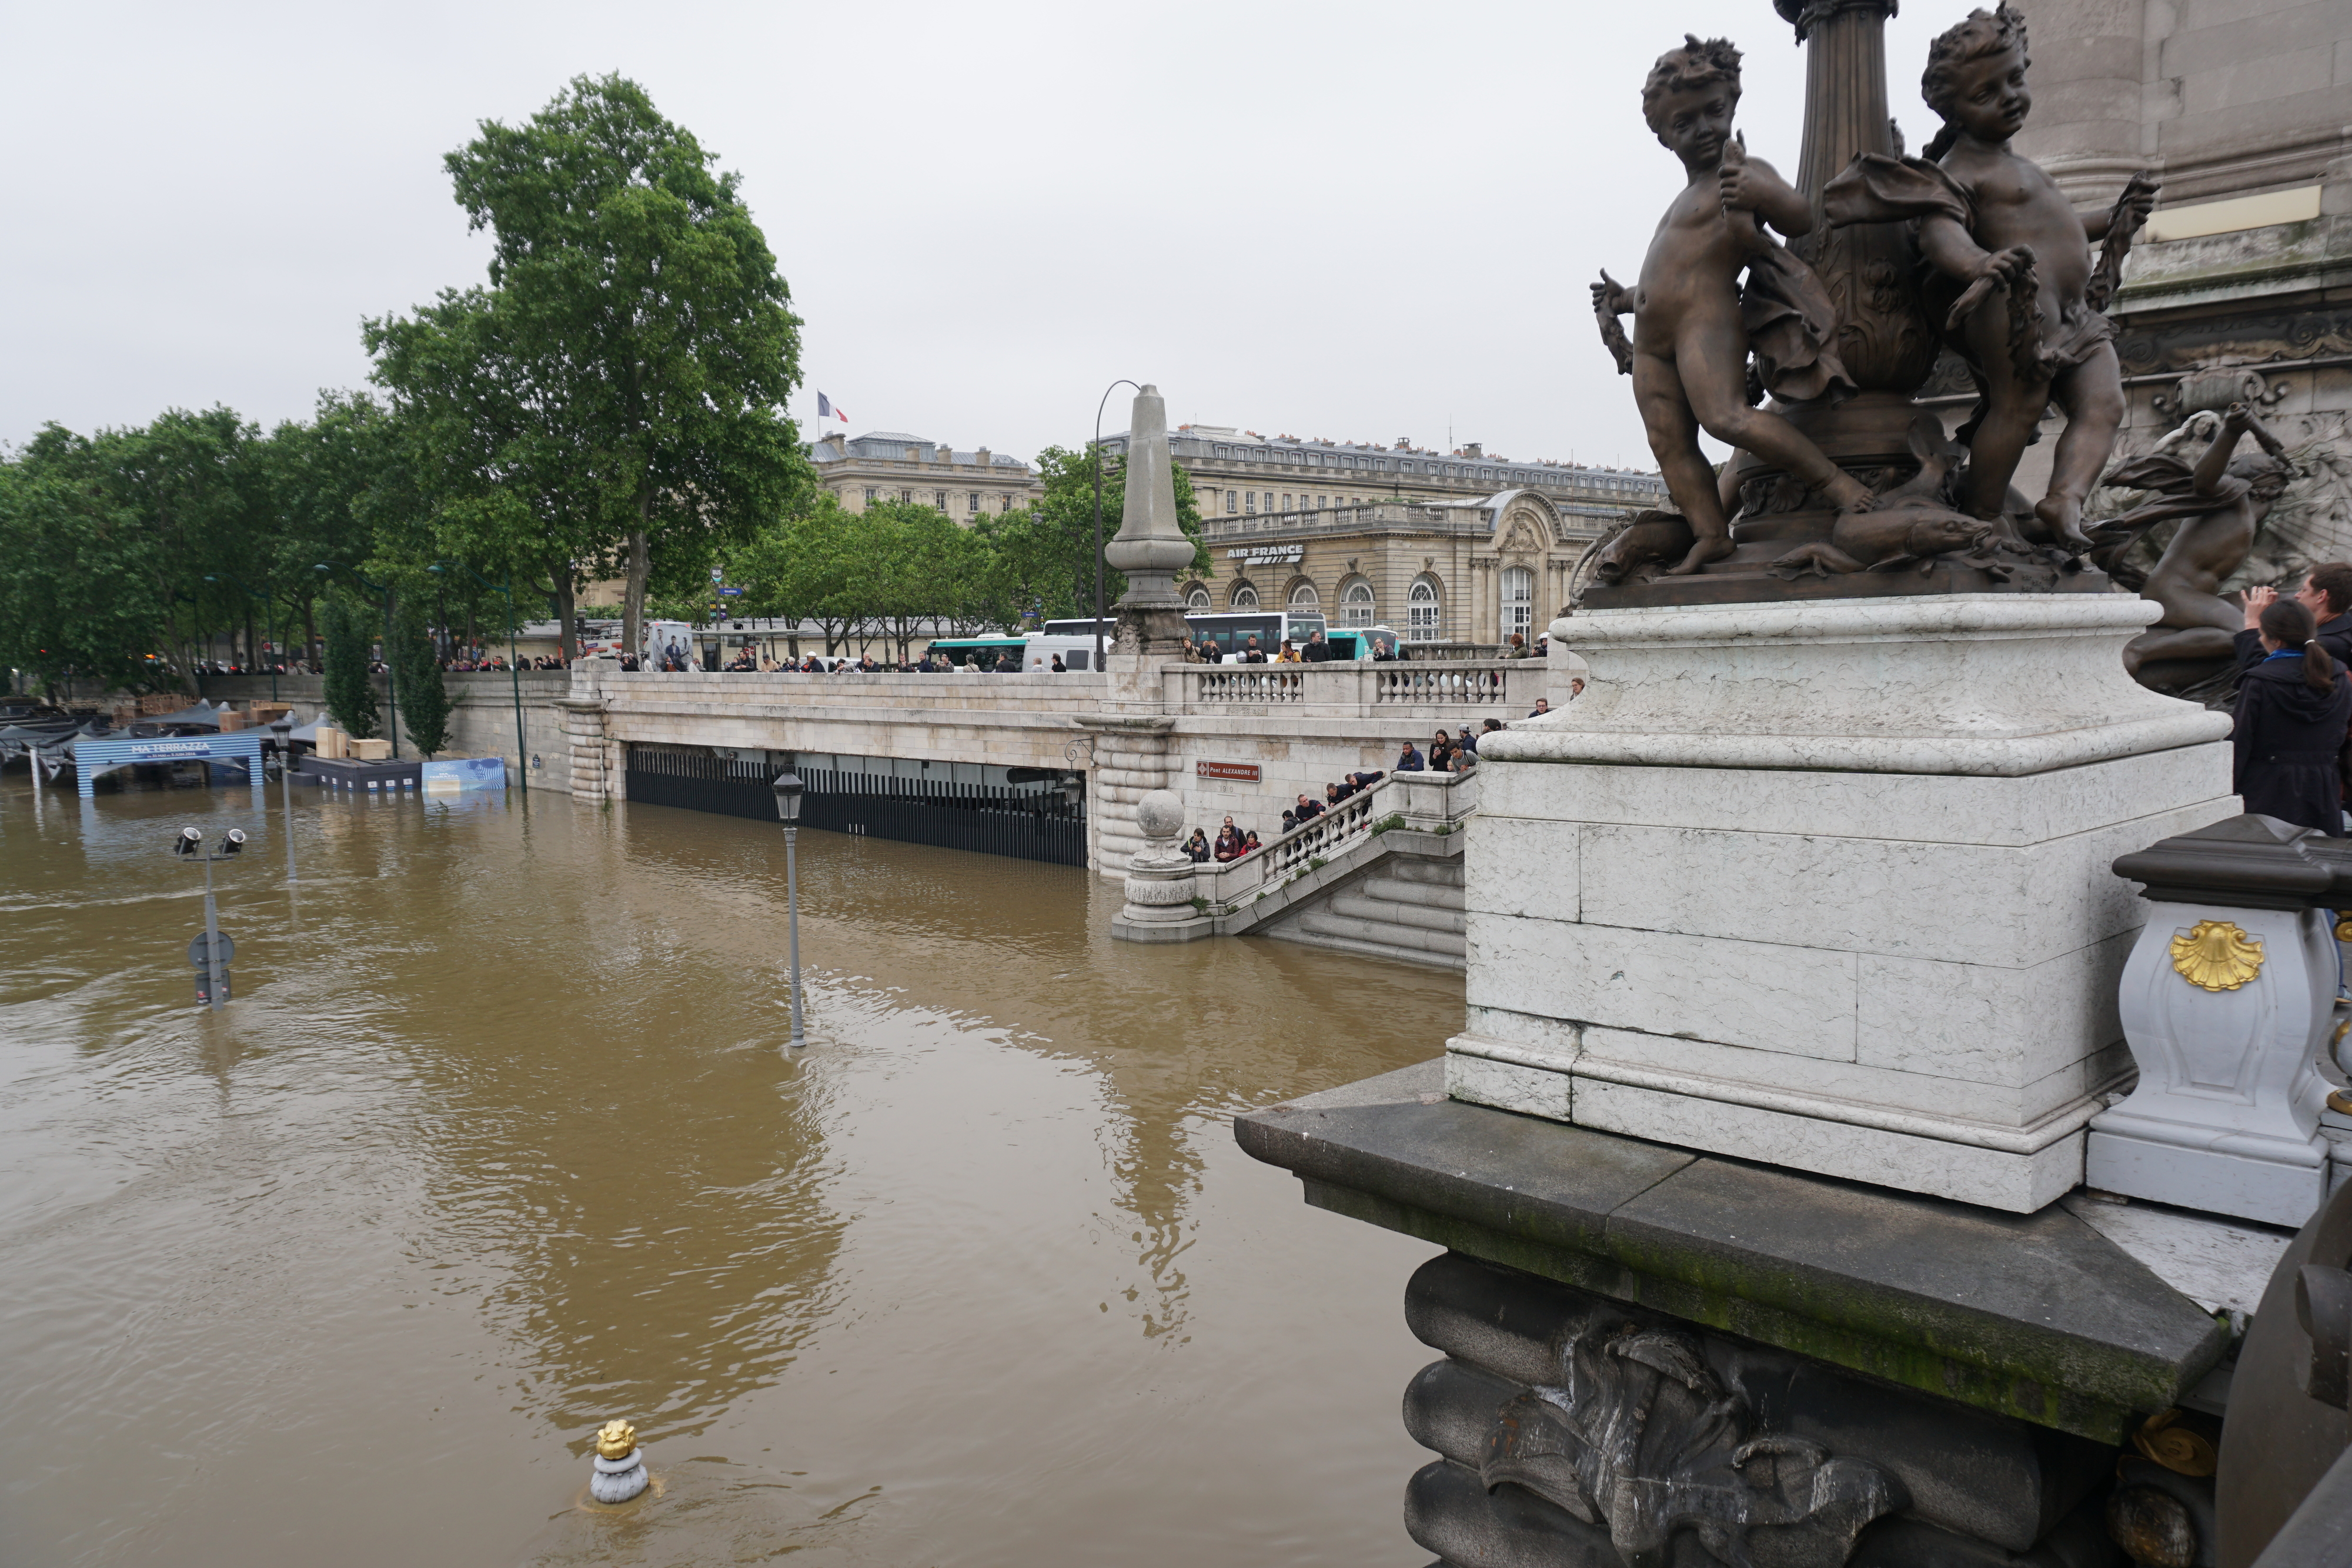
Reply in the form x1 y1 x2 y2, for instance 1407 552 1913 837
1633 352 1734 574
1955 316 2041 522
2036 345 2126 550
1678 326 1875 514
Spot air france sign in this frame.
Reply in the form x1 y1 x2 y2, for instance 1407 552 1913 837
1225 544 1304 564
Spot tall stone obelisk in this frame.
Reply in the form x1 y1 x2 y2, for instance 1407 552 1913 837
1103 385 1195 658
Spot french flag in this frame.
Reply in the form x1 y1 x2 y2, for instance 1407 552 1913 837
817 392 848 423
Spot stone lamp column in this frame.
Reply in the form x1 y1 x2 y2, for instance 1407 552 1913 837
2090 815 2352 1228
1103 385 1197 658
1112 788 1210 943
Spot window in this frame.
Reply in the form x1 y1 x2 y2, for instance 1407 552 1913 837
1001 495 1014 512
1232 584 1259 609
1187 586 1212 611
1407 576 1439 642
864 487 877 503
1245 491 1257 514
1317 494 1327 510
1502 566 1534 644
935 489 947 509
969 492 981 513
1281 493 1292 511
1225 490 1238 514
1341 579 1375 627
900 489 912 503
1263 492 1274 512
1289 581 1319 609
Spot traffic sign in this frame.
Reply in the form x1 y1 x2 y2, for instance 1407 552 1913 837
188 931 236 968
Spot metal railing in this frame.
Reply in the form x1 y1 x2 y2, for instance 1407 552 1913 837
1172 660 1525 714
1190 766 1482 909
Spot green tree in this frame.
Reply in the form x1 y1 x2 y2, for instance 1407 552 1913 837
0 443 168 696
321 594 381 738
388 596 450 755
726 494 860 654
437 74 811 660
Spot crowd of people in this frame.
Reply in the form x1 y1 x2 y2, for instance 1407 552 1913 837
2232 564 2352 835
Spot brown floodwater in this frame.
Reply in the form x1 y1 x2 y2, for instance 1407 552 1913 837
0 771 1462 1566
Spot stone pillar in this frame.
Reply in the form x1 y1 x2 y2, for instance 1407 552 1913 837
1075 715 1177 880
1112 788 1211 943
555 697 614 803
2007 0 2150 209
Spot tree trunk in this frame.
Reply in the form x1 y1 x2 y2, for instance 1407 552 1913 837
622 481 654 666
300 595 319 673
549 562 577 663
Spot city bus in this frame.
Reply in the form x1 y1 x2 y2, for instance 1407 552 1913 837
923 635 1098 671
1042 611 1390 661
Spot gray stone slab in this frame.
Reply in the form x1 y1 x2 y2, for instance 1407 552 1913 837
1234 1092 2229 1442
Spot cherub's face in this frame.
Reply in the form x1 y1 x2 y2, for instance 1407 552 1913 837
1652 82 1738 170
1939 45 2030 142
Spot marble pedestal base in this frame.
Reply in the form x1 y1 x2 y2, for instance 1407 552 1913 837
1465 596 2236 1212
2088 900 2336 1228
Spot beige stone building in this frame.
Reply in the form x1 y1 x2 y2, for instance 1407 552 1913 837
809 430 1042 519
1095 424 1666 644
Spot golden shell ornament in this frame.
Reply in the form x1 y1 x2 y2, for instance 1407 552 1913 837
2169 921 2263 992
595 1419 637 1460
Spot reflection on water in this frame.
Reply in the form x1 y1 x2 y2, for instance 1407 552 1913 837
0 774 1459 1566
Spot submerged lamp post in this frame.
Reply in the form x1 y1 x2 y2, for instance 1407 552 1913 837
312 563 400 758
772 770 807 1050
430 562 526 787
268 716 297 884
172 825 246 1009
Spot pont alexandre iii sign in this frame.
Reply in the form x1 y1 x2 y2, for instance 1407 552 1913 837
1195 760 1260 783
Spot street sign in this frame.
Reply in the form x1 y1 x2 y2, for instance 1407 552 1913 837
188 931 236 968
718 587 744 597
710 567 725 583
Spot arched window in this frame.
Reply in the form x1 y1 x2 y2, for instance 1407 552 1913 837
1231 583 1259 610
1501 566 1534 644
1407 576 1440 642
1340 579 1375 627
1185 585 1212 611
1288 581 1319 610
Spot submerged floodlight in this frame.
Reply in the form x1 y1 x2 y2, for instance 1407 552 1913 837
173 827 203 857
772 771 805 824
222 828 248 857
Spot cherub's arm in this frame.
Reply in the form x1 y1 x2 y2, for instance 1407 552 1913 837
1917 212 2035 332
1719 150 1812 238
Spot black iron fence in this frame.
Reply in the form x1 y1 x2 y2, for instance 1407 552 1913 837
622 746 1087 867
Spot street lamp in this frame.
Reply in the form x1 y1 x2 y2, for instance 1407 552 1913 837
1092 378 1141 673
430 562 527 789
313 563 400 759
269 716 297 883
772 770 807 1051
172 825 247 1010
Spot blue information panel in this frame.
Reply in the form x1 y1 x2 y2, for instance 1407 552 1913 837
421 757 507 794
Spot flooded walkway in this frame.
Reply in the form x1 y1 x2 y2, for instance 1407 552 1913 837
0 777 1462 1566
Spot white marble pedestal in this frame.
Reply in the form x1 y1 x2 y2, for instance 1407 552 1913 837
2087 896 2337 1228
1458 594 2236 1212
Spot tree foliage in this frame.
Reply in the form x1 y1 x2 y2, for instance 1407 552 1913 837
389 596 450 755
405 73 812 660
321 594 380 738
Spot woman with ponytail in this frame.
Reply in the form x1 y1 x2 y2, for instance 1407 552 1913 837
2231 597 2352 834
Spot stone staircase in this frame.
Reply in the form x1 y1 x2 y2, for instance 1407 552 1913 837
1257 845 1466 969
1161 769 1475 971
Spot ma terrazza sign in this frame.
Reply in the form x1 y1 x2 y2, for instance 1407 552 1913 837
1197 760 1261 783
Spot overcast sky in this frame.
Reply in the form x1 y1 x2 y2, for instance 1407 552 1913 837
3 0 1971 474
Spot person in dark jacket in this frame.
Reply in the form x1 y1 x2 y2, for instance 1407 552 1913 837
2233 598 2352 834
2236 563 2352 676
1396 742 1425 773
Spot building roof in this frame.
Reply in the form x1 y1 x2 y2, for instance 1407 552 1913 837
810 431 1032 472
1099 424 1664 491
